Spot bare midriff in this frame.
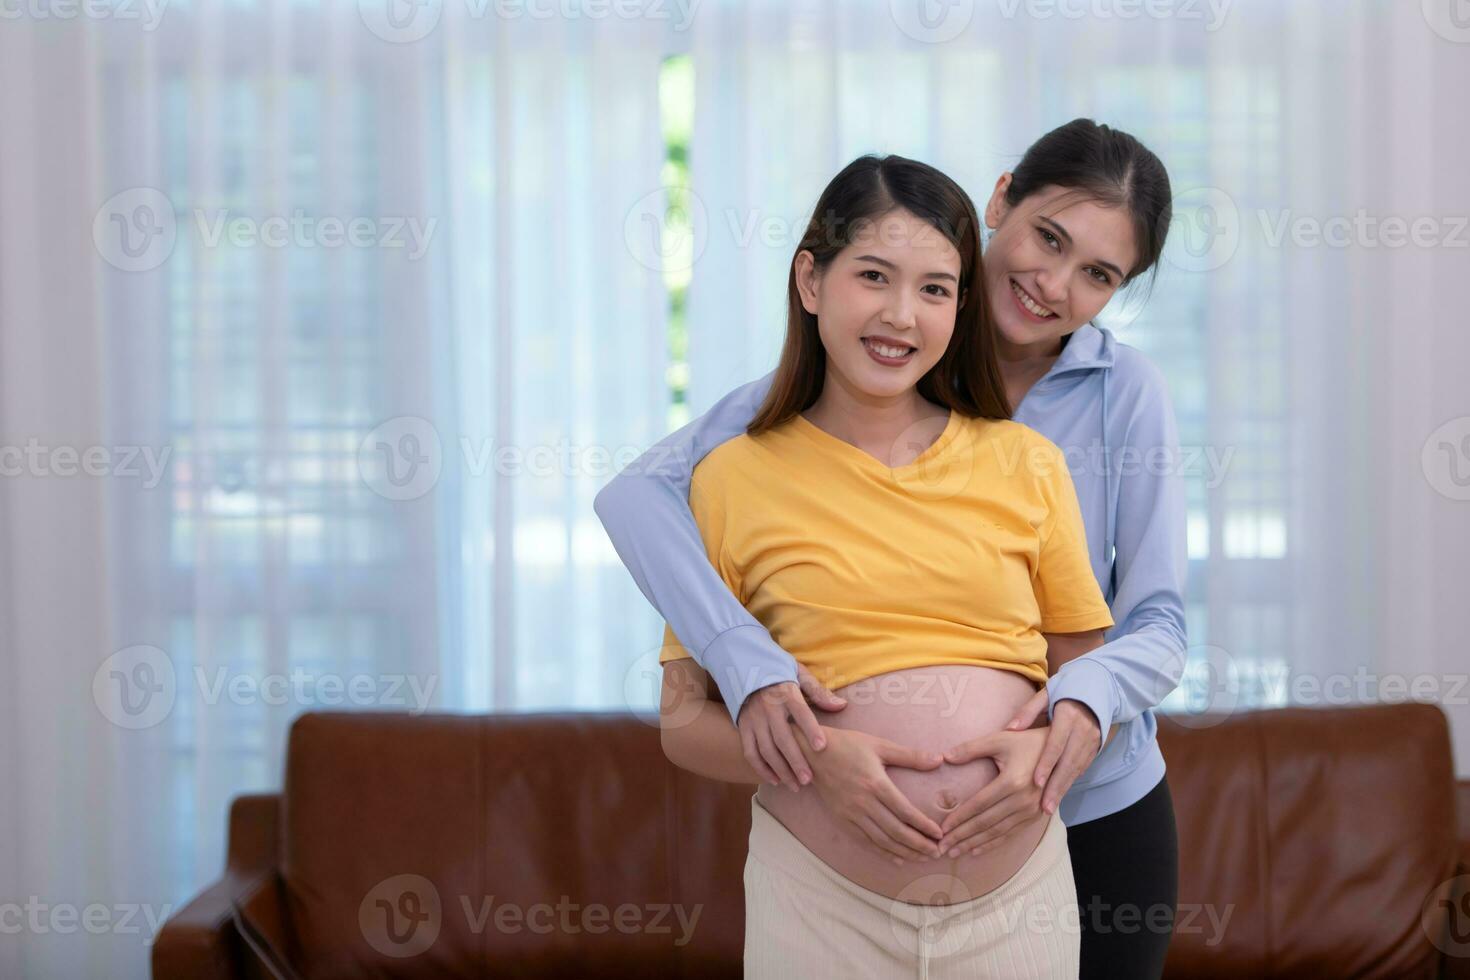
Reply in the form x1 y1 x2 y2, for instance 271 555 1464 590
756 664 1047 906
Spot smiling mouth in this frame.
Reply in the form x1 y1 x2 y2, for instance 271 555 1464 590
863 337 917 358
860 336 918 367
1010 278 1058 320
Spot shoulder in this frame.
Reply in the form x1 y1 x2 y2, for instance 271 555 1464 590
1107 339 1174 415
689 428 791 500
960 415 1070 488
691 433 760 484
965 415 1066 458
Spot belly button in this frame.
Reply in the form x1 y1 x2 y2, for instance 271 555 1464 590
936 789 959 810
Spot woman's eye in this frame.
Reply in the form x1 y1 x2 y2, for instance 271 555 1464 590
922 284 951 297
860 269 886 282
1038 228 1059 249
1086 267 1111 285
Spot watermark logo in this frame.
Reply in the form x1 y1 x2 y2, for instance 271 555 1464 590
93 187 177 273
624 186 708 275
888 873 977 957
624 643 711 731
358 0 443 42
0 898 175 937
1158 644 1241 728
0 0 169 31
360 874 442 958
1422 874 1470 958
1422 416 1470 501
93 646 439 729
994 0 1231 31
93 644 177 730
358 416 444 501
1163 186 1240 273
93 190 437 271
890 414 975 502
890 0 974 43
359 0 699 42
1423 0 1470 43
0 439 172 488
1257 210 1468 250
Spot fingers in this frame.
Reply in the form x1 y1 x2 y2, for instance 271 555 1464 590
740 723 781 788
942 733 999 766
1031 722 1070 794
873 778 944 842
866 802 944 861
876 737 944 772
784 696 829 753
750 716 802 792
940 793 1032 855
766 713 813 787
854 813 923 865
1040 741 1089 814
964 810 1040 857
796 665 847 713
937 775 1013 834
1006 689 1049 731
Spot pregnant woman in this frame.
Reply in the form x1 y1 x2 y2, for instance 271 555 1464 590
652 154 1114 976
600 121 1188 977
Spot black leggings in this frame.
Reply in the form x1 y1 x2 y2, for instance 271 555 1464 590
1065 775 1179 980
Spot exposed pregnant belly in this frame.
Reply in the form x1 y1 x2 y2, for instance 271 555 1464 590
756 664 1047 905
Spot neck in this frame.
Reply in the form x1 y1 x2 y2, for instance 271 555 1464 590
994 331 1067 410
803 371 945 450
994 332 1066 372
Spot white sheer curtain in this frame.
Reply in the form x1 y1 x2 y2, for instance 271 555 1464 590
1 1 1468 978
0 5 668 978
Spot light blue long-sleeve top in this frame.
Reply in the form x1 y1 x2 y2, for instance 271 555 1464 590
594 322 1189 826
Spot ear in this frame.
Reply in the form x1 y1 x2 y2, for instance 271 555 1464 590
794 250 820 315
984 172 1014 232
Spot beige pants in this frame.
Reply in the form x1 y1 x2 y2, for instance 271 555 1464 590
743 793 1080 979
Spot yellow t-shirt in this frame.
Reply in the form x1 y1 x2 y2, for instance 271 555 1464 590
660 410 1114 691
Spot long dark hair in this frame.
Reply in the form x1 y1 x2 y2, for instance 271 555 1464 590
748 154 1010 435
1004 118 1173 290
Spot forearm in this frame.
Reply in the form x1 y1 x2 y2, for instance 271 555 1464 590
1044 629 1119 752
1044 628 1105 677
1076 358 1189 728
660 697 769 786
594 371 798 720
1047 615 1186 734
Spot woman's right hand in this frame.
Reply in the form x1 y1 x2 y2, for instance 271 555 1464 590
736 663 847 791
789 724 947 864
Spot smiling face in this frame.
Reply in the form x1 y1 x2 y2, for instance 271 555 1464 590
982 177 1140 352
793 207 964 403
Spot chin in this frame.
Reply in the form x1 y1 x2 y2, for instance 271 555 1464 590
998 312 1067 347
994 313 1038 346
856 374 918 398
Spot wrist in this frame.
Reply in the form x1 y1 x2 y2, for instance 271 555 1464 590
1057 698 1102 737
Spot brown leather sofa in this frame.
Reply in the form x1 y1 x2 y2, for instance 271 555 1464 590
153 702 1470 979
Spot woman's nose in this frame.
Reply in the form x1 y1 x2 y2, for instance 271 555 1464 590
1035 269 1067 306
882 296 918 330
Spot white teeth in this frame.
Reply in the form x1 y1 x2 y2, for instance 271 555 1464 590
865 339 913 358
1011 279 1056 318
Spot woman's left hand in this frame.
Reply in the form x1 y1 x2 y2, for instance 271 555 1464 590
936 696 1103 856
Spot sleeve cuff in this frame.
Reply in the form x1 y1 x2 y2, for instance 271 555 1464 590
1046 658 1117 760
698 625 799 726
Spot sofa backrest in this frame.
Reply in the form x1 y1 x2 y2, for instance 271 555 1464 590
282 710 748 978
1157 702 1457 978
279 702 1459 978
